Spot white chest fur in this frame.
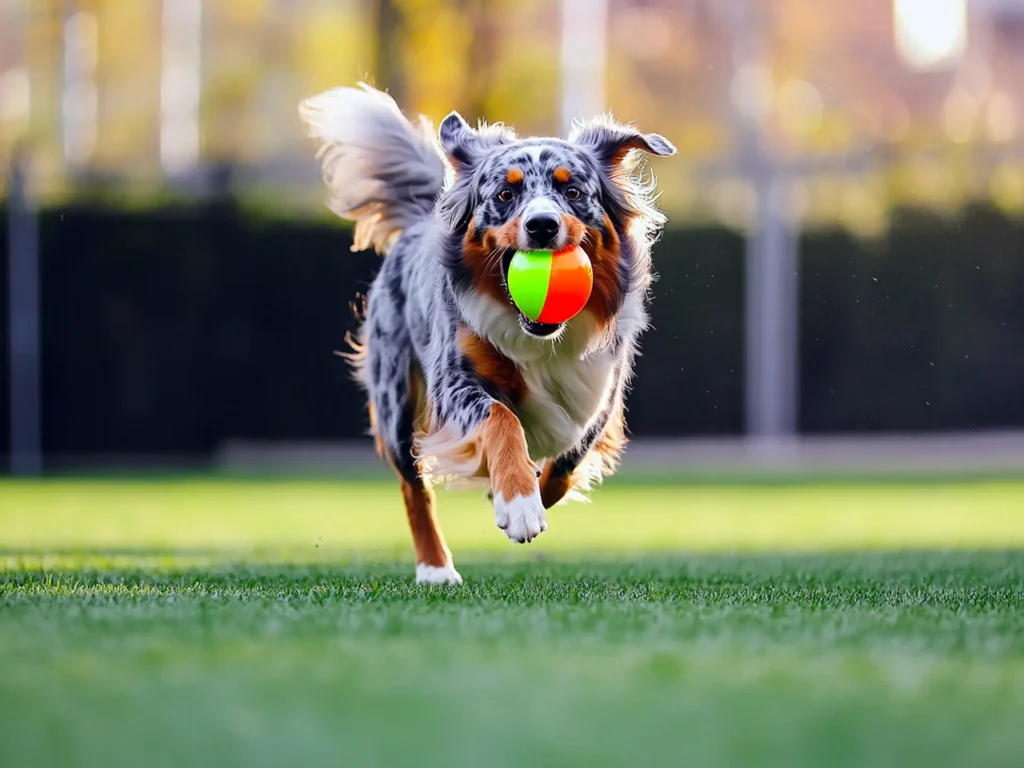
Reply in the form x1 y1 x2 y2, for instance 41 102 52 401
460 295 626 461
516 348 616 459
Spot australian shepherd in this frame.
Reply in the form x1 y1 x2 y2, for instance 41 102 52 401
299 83 675 583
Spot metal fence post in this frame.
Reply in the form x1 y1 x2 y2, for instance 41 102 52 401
746 171 798 438
8 151 43 476
731 0 800 441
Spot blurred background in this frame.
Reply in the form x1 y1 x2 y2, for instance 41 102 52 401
2 0 1024 476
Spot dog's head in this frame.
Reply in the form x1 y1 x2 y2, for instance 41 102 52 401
437 112 675 342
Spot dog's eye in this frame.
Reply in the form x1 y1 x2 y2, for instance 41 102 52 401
497 189 515 203
564 186 582 201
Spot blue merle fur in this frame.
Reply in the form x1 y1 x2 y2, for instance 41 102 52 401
304 87 674 492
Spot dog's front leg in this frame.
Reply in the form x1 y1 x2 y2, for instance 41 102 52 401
479 402 546 543
422 379 545 543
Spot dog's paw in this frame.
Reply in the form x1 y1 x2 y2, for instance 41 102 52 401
493 486 547 543
415 562 463 585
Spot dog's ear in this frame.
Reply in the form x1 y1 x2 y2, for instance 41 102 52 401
437 111 516 231
570 115 676 170
439 111 474 166
439 111 516 171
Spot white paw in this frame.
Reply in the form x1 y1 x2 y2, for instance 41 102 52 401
415 562 463 585
493 487 547 543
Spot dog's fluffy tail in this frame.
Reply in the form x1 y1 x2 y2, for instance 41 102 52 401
299 83 445 254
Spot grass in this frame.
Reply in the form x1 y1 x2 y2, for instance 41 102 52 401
2 477 1024 767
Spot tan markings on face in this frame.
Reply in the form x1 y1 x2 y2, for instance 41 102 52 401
561 213 585 245
483 217 522 251
457 327 528 403
506 167 524 184
463 216 518 302
579 213 623 329
553 167 571 183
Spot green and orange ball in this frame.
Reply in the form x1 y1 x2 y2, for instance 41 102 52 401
506 245 593 325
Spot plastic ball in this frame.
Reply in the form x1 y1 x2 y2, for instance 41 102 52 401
506 246 593 325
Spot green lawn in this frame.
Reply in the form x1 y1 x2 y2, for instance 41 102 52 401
2 478 1024 767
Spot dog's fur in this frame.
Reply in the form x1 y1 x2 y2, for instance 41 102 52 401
300 83 675 583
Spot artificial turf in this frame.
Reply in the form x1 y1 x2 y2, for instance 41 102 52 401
2 478 1023 767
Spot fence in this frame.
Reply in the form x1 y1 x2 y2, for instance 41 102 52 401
5 0 1024 471
3 197 1023 469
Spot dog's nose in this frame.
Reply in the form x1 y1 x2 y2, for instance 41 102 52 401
524 213 560 246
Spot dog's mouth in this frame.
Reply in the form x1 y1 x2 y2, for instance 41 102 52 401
499 250 564 338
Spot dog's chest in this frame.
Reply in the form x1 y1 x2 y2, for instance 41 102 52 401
515 351 616 460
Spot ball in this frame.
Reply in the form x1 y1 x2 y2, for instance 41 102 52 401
506 246 593 325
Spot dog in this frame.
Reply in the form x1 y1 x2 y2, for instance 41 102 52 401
299 83 675 584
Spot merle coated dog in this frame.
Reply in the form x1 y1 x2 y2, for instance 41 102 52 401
300 83 675 583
